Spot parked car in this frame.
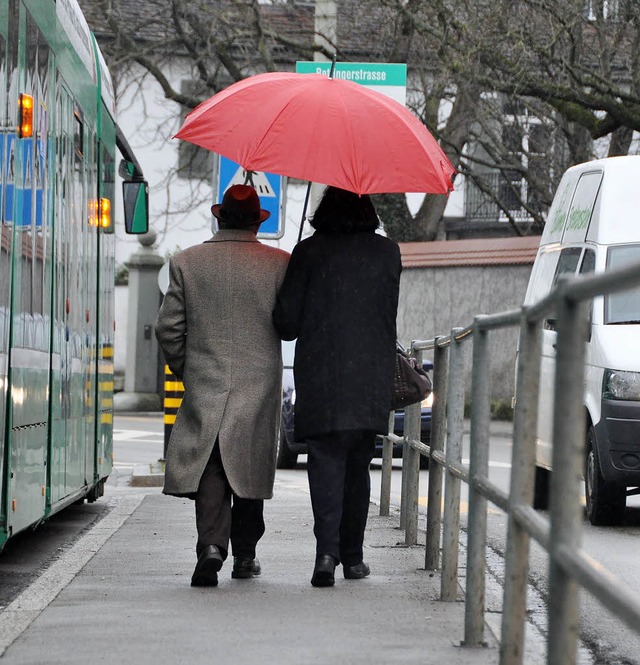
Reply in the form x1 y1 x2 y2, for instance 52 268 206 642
277 343 432 469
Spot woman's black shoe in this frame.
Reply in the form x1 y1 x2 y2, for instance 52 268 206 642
311 554 337 587
232 557 261 579
343 562 370 579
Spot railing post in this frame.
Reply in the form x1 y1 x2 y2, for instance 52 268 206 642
547 287 589 665
379 411 395 517
400 409 409 530
425 337 448 570
500 311 541 665
404 346 423 546
464 320 491 646
441 327 465 602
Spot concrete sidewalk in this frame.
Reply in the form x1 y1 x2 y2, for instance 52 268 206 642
0 475 499 664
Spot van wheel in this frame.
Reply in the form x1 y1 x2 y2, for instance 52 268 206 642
585 426 625 526
533 466 550 510
276 424 298 469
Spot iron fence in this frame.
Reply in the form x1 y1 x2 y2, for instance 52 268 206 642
381 259 640 665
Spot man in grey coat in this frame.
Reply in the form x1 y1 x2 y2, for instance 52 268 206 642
156 185 289 587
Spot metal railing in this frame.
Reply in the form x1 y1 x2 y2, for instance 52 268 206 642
380 259 640 665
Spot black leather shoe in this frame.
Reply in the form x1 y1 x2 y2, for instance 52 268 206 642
311 554 337 587
344 562 370 580
231 557 261 579
191 545 223 587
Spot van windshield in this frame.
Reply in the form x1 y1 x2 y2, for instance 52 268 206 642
605 244 640 325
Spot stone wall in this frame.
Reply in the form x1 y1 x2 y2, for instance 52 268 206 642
116 238 539 403
396 238 539 402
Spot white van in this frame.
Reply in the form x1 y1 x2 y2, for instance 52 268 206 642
522 155 640 525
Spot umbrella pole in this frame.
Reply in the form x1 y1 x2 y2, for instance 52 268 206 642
296 54 337 244
297 181 312 244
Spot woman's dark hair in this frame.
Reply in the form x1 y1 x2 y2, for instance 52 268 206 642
310 186 380 233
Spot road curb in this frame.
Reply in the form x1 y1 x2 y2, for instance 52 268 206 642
130 463 165 487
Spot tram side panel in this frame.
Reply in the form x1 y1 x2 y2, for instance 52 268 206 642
0 4 10 532
0 0 109 547
0 0 143 550
3 6 52 536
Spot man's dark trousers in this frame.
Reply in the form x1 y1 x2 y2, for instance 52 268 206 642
306 430 376 567
195 442 265 560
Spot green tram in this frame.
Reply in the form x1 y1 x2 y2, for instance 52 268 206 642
0 0 148 551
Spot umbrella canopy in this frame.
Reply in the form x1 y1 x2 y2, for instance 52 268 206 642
175 72 455 196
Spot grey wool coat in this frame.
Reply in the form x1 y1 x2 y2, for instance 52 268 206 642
155 229 290 499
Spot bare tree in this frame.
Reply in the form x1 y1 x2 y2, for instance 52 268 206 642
82 0 640 242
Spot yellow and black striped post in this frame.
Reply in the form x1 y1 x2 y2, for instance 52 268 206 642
163 365 184 460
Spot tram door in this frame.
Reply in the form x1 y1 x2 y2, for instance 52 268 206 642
50 86 90 502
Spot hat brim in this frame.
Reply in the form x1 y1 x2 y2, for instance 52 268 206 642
210 204 270 224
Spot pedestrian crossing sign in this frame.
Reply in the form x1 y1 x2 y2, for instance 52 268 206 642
216 155 284 238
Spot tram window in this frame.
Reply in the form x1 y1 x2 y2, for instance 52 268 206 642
74 110 83 161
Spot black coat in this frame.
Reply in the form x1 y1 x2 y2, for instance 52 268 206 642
273 230 401 440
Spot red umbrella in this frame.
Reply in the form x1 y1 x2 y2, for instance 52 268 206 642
175 71 455 196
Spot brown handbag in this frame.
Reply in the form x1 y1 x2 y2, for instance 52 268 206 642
392 345 432 410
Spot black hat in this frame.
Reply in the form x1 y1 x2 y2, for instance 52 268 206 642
211 184 270 225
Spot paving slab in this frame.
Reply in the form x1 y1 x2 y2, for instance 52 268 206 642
0 475 499 665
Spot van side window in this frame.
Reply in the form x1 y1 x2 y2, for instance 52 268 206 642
580 249 596 274
580 249 596 338
525 250 560 305
552 247 582 283
562 171 603 244
544 247 582 330
605 244 640 324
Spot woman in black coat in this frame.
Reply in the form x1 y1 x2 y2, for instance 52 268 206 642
273 186 401 587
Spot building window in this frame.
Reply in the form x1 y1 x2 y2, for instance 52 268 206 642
501 101 553 218
464 97 555 225
584 0 619 20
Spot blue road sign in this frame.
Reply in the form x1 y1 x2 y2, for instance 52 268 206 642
217 156 284 238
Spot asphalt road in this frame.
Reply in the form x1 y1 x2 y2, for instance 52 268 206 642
371 422 640 665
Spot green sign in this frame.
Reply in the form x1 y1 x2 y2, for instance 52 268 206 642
295 61 407 86
296 61 407 106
